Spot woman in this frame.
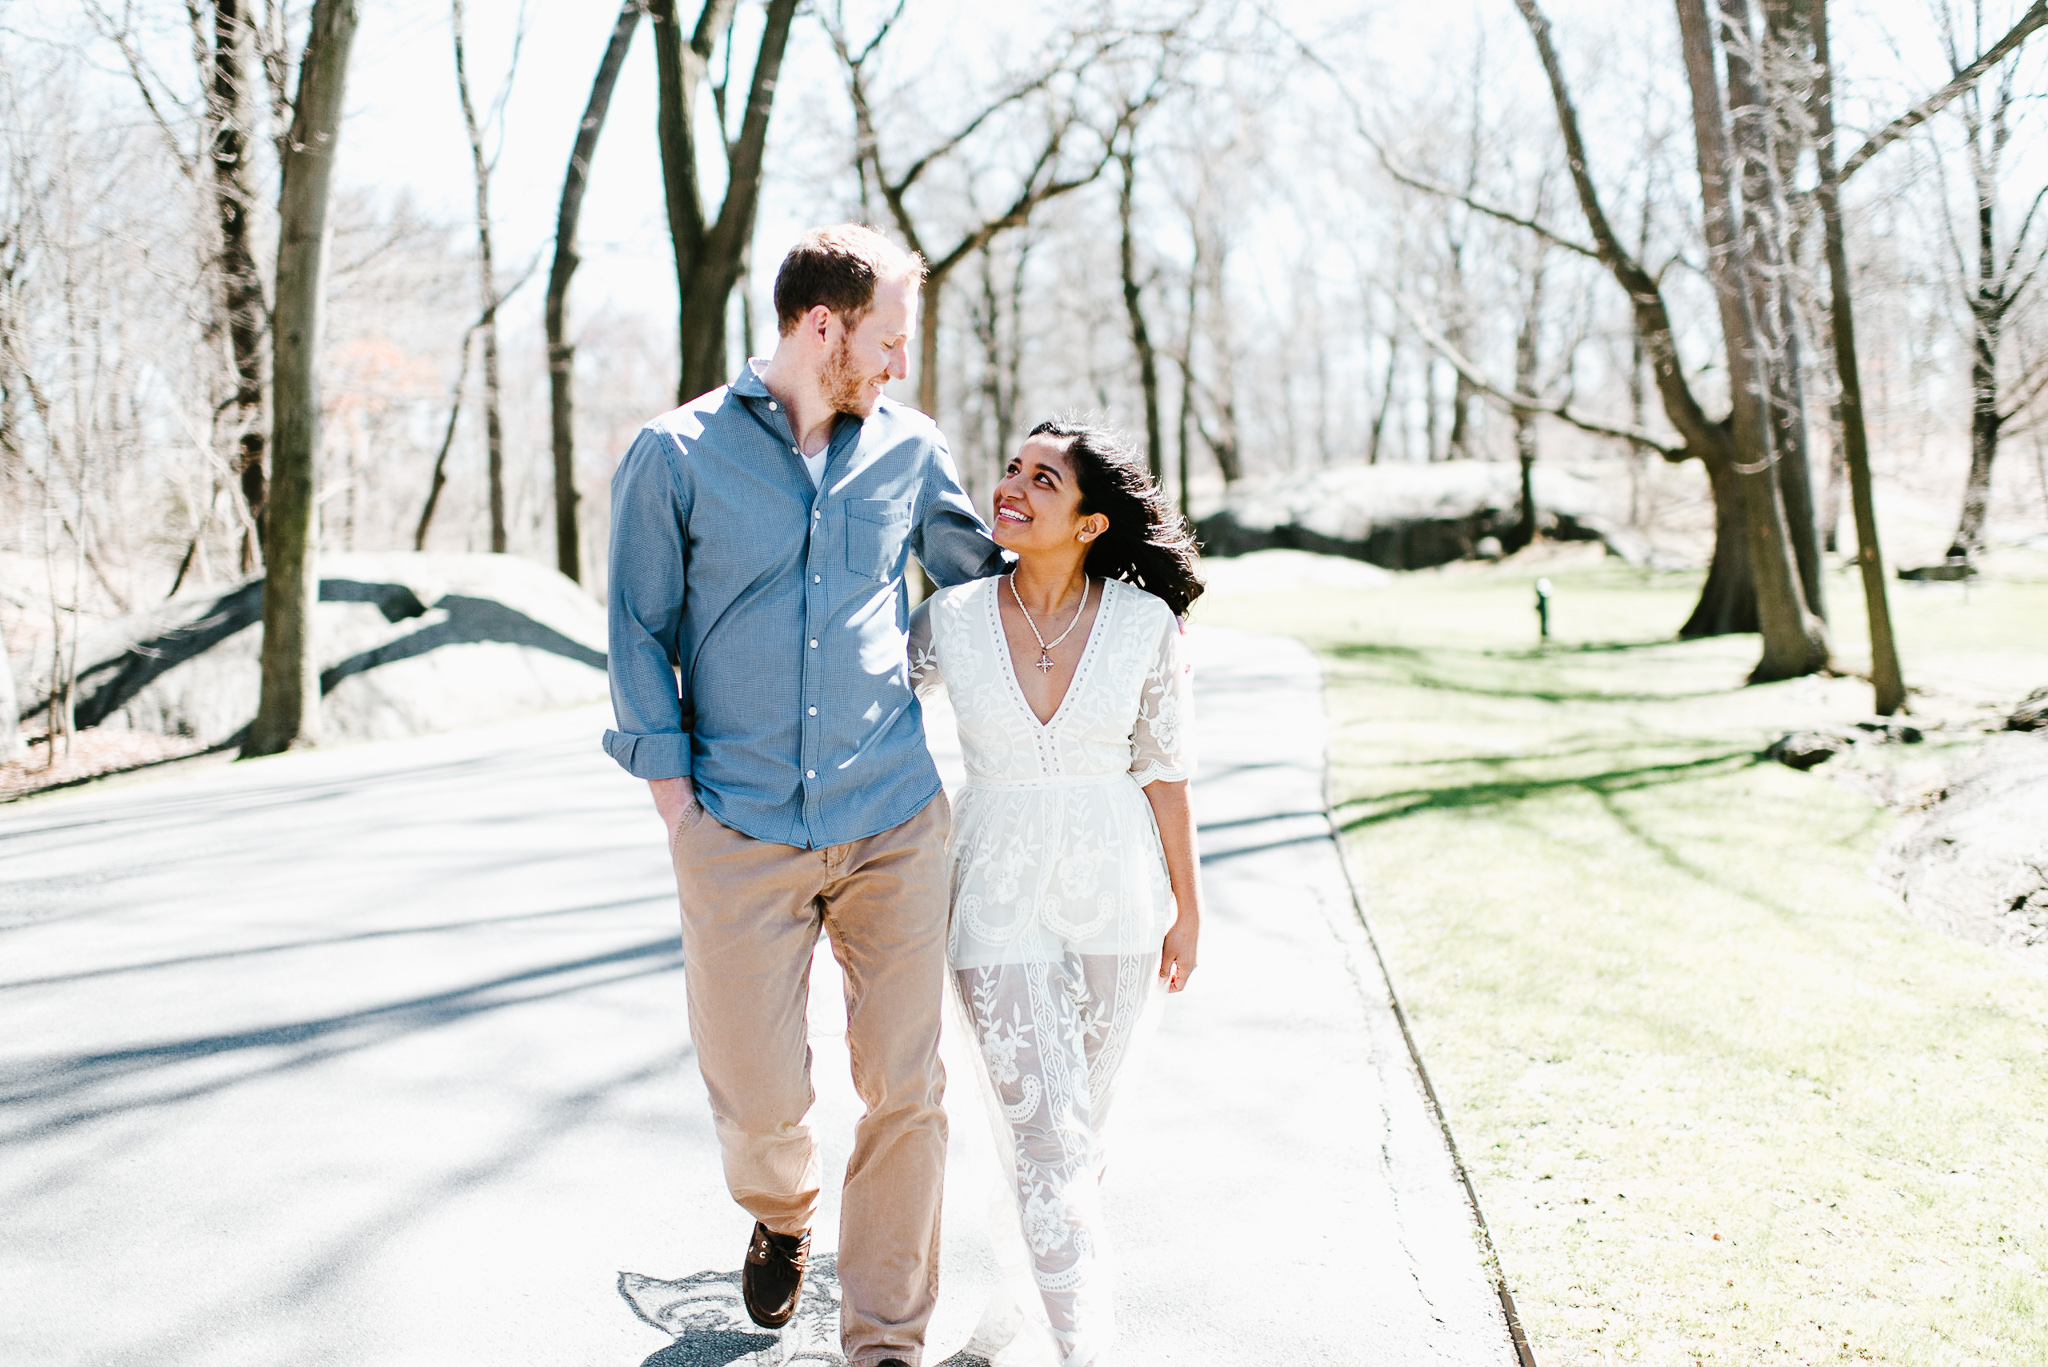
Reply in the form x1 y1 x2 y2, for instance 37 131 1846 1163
908 419 1204 1367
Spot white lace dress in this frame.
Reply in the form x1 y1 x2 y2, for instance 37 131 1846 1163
908 574 1193 1367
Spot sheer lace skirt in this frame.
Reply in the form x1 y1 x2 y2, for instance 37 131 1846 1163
948 778 1173 1367
954 953 1165 1367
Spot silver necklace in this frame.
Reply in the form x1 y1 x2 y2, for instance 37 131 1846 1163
1009 572 1091 674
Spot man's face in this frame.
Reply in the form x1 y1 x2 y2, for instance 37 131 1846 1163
820 277 917 417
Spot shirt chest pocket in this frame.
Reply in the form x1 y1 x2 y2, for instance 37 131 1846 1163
845 498 912 580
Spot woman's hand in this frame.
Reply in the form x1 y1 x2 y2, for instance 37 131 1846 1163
1159 914 1198 992
1143 777 1203 994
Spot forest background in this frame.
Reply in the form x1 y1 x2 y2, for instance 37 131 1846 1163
2 0 2046 752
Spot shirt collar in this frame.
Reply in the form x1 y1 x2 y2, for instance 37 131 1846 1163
730 358 773 399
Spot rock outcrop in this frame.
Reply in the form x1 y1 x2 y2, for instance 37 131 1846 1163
17 552 608 750
1882 732 2048 971
1196 462 1648 569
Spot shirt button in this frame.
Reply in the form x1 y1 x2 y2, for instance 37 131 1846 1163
813 509 821 519
806 769 816 779
767 400 777 410
808 706 817 716
792 446 800 454
809 639 818 648
813 574 821 583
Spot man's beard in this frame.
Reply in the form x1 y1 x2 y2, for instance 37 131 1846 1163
821 335 883 417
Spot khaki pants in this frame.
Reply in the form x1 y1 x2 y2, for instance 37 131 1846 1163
669 792 951 1367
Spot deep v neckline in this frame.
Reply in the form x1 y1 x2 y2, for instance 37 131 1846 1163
987 575 1112 731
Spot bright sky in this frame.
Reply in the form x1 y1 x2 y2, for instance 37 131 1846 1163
15 0 2038 349
324 0 2024 334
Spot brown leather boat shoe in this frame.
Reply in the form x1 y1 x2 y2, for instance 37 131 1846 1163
741 1221 810 1329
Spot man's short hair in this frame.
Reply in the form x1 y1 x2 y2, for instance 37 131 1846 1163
773 224 926 336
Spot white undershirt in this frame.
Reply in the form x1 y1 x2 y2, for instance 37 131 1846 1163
802 447 828 487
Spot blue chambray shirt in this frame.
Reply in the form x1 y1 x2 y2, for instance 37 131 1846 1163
603 360 1006 849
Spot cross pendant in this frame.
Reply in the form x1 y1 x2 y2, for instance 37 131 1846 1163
1035 651 1055 674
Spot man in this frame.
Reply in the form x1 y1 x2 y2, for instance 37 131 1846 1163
603 224 1004 1367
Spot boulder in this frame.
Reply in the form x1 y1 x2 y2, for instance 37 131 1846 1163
2008 686 2048 733
1764 730 1853 771
1882 733 2048 968
18 552 608 750
1195 462 1647 570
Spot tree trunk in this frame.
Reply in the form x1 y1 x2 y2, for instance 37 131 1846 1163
208 0 270 573
0 624 21 761
1820 406 1846 553
1178 249 1199 522
1951 353 2002 560
1675 0 1827 681
654 0 798 405
1117 147 1164 483
1368 332 1398 465
1513 0 1756 638
1509 252 1547 550
546 0 641 584
245 0 359 758
451 0 507 554
1723 0 1826 619
917 275 942 416
1814 0 1906 714
1950 189 2004 560
1680 448 1763 636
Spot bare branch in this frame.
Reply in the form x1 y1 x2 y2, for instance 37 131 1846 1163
1378 155 1599 261
886 62 1074 199
1253 6 1601 261
83 0 200 180
854 0 906 65
1840 0 2048 182
1391 291 1683 455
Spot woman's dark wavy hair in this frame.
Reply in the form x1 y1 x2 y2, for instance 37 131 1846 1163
1028 418 1204 617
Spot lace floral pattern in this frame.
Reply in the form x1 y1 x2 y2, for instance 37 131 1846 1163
910 576 1190 1366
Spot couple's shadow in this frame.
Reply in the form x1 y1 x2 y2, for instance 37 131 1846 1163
619 1255 990 1367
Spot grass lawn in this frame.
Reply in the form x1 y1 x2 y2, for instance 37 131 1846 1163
1199 550 2048 1367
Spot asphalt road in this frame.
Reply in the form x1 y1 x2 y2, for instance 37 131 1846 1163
0 627 1515 1366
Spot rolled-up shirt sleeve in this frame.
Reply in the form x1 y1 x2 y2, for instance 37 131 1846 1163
602 427 694 780
912 435 1007 588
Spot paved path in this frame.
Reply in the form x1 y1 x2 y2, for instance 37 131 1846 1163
0 628 1515 1366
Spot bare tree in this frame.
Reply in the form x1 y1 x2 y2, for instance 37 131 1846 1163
1117 134 1165 482
1508 196 1554 550
206 1 271 573
450 0 525 555
1812 0 1906 713
546 0 644 584
1182 208 1245 486
823 3 1124 416
1927 0 2048 564
0 620 19 760
246 0 361 757
964 234 1032 500
1675 0 1828 679
1838 0 2048 183
651 0 800 404
87 0 273 574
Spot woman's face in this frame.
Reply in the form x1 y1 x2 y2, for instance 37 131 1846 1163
992 435 1103 554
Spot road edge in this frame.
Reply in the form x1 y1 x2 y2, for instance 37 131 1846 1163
1315 659 1541 1367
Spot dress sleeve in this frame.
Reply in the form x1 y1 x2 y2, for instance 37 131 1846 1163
907 597 943 699
1129 606 1194 786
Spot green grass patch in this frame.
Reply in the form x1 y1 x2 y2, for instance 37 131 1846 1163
1200 557 2048 1366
